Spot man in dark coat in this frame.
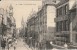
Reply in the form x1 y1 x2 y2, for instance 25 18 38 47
1 39 6 50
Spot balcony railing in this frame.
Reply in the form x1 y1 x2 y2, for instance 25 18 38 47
61 31 70 34
54 15 68 22
55 31 70 36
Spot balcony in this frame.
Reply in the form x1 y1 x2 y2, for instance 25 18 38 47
61 31 70 34
54 15 68 22
55 31 70 36
55 37 67 41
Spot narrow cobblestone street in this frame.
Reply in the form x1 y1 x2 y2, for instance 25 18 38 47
4 38 33 50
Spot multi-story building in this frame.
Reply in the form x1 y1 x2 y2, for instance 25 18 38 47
0 5 16 48
27 12 36 46
54 0 76 47
27 1 57 49
5 5 16 39
54 0 70 46
69 2 77 47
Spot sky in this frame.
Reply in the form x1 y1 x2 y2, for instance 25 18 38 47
0 0 75 28
0 0 42 28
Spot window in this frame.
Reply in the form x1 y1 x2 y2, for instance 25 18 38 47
56 9 59 17
59 7 62 15
57 7 63 17
62 22 63 31
60 21 62 31
56 22 58 32
65 5 68 15
63 20 67 31
76 34 77 42
58 22 61 31
66 20 70 31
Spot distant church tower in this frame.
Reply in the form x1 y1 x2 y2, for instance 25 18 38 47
21 17 26 37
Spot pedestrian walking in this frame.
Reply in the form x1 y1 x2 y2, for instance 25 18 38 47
13 39 17 50
1 38 6 50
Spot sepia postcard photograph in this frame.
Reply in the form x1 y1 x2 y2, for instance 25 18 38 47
0 0 77 50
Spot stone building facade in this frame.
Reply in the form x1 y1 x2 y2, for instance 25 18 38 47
0 5 16 48
6 5 16 39
54 0 77 47
27 1 56 49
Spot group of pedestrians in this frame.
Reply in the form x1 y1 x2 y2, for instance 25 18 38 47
1 38 17 50
1 38 6 50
